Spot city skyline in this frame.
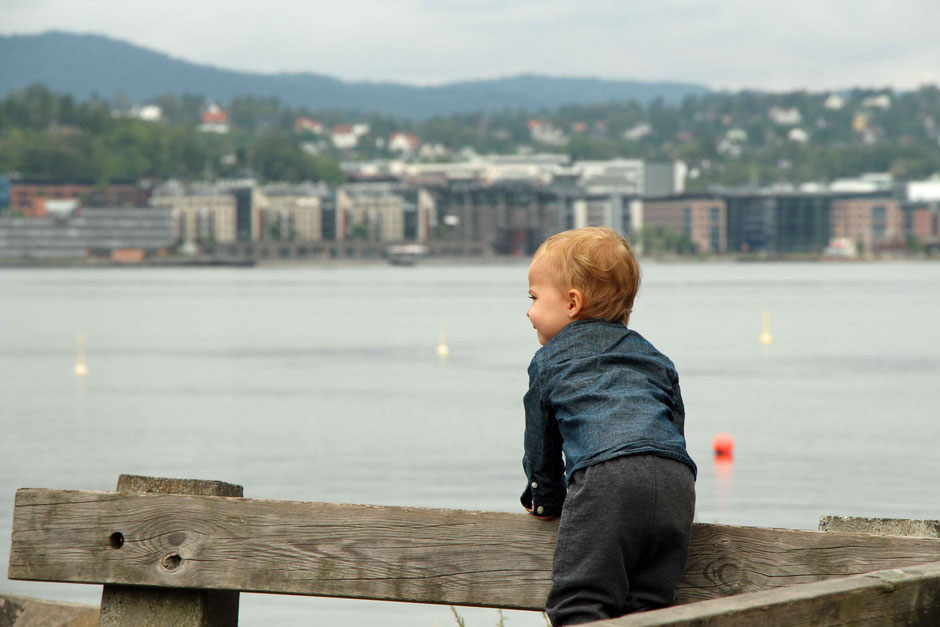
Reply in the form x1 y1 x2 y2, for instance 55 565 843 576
2 0 939 92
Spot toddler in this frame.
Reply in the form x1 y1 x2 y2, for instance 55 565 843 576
522 227 696 625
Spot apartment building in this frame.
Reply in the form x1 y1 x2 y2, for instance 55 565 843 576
259 191 323 242
150 183 239 245
556 193 641 239
642 196 727 254
725 192 832 254
336 183 434 243
831 195 904 251
432 181 562 255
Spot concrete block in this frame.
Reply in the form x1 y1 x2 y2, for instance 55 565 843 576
0 594 99 627
819 516 940 538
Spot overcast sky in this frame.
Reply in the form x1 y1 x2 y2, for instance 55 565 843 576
3 0 939 91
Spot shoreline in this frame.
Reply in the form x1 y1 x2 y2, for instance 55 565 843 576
0 253 936 269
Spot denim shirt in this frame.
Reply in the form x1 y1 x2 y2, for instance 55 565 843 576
521 319 696 516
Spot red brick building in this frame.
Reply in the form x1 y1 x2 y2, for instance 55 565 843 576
830 195 904 251
9 181 150 216
905 204 939 241
642 196 727 254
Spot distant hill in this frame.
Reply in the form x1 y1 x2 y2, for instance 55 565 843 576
0 31 710 118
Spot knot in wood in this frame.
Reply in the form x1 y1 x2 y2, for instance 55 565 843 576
162 553 183 571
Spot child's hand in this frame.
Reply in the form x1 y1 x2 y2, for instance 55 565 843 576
524 504 559 521
531 512 559 520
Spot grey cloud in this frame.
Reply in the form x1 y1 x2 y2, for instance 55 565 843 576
1 0 938 89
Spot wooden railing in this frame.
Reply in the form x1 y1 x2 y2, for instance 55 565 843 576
8 475 940 625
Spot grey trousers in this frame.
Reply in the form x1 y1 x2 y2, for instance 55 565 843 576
545 454 696 626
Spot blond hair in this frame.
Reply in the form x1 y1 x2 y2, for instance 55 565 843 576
533 227 641 324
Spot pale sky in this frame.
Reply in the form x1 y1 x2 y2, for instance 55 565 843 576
3 0 939 91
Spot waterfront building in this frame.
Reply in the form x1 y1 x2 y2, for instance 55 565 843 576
8 180 150 215
574 159 645 195
0 207 174 260
725 191 831 254
903 204 940 245
258 183 329 241
0 175 10 210
902 182 940 247
571 159 685 197
477 153 568 185
907 178 940 204
432 180 561 256
343 160 409 182
423 158 684 256
150 183 239 246
642 195 727 254
152 180 336 246
557 192 640 238
335 183 433 243
830 195 904 252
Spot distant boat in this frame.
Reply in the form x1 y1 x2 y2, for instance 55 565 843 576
822 237 858 259
386 244 428 266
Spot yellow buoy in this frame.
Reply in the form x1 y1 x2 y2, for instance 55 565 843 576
74 333 88 376
437 321 450 358
759 311 773 345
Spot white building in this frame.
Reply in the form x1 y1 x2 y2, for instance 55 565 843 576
907 177 940 202
198 103 230 134
768 106 802 126
388 133 420 155
332 124 370 150
150 183 238 244
824 94 845 111
862 94 892 110
336 184 434 242
623 123 652 141
788 128 810 144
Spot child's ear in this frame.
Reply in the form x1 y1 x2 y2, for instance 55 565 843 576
567 289 584 319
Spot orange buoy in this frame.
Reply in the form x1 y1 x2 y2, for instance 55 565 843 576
712 433 735 458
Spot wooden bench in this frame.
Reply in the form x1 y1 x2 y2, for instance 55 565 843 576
8 475 940 625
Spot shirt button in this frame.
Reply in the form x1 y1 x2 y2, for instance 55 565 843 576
536 506 544 514
531 481 538 488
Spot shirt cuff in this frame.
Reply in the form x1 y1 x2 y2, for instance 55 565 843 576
521 482 563 516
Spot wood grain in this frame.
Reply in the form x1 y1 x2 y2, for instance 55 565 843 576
676 523 940 604
9 489 559 609
9 489 940 610
595 560 940 626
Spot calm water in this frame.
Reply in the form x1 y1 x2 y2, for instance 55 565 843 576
2 261 939 626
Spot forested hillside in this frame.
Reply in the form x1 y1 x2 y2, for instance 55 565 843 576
0 32 709 118
2 82 938 188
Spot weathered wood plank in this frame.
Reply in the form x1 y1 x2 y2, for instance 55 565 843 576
594 559 940 626
98 475 242 627
9 489 559 610
676 523 940 603
10 489 940 610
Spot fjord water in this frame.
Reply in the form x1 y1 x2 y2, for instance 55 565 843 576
1 261 938 626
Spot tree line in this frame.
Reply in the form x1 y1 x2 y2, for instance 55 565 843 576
2 83 939 188
0 85 343 184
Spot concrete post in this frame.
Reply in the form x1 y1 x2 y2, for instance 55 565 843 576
98 474 243 627
819 516 940 538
